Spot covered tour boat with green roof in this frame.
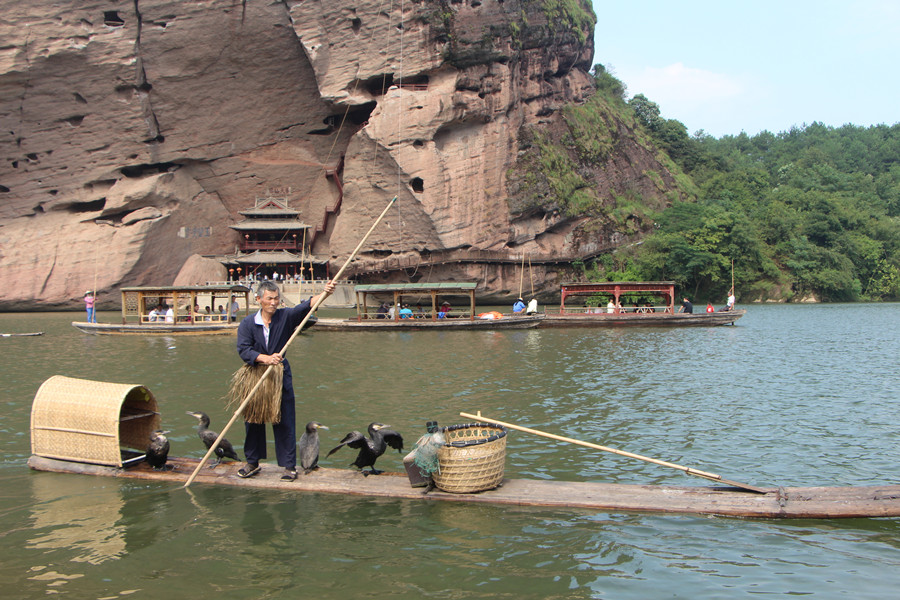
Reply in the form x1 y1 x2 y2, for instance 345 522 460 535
314 282 544 330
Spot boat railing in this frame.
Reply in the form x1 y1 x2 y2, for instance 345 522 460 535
561 306 667 315
140 314 233 324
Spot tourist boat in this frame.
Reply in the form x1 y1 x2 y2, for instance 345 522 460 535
540 282 745 327
72 284 252 335
314 282 544 330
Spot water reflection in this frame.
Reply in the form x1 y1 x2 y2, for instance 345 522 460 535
28 476 127 565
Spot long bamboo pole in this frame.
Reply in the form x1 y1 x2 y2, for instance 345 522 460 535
528 256 534 298
459 411 770 494
184 196 397 487
517 253 526 299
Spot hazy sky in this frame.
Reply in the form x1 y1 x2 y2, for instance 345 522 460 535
591 0 900 137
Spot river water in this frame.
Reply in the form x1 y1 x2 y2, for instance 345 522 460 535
1 304 898 599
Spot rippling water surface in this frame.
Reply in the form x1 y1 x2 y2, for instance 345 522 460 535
1 305 899 598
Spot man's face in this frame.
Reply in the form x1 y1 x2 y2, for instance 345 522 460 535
258 290 280 316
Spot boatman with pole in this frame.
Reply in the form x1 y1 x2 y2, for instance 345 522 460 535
235 279 335 481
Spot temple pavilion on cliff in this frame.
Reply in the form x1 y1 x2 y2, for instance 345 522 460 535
220 191 329 281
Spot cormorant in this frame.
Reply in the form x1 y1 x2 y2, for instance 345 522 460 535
299 421 329 474
326 422 403 475
146 429 171 470
186 410 240 467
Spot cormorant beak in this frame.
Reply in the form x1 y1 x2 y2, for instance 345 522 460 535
318 425 329 430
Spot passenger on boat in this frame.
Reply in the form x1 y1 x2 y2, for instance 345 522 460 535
218 305 226 320
164 304 174 323
83 291 96 323
230 296 240 322
679 297 693 314
399 304 413 319
722 289 736 312
513 298 526 313
526 298 538 314
645 302 655 313
706 303 715 313
204 306 213 321
438 302 451 318
148 305 163 322
236 279 336 481
376 302 390 319
607 300 615 314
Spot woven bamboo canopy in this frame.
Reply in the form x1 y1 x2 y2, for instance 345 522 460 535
31 375 160 467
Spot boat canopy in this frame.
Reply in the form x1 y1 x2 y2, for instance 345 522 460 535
118 284 251 325
560 281 676 314
353 282 478 321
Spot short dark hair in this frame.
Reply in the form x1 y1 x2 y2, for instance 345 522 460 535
256 280 281 297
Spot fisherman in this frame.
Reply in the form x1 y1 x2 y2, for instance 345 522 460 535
513 298 526 313
235 279 335 481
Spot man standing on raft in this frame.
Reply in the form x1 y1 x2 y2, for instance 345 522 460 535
236 279 335 481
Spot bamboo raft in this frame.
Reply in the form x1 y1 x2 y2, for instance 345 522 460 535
26 455 900 519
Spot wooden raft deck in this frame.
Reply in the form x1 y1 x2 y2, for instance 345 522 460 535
27 456 900 519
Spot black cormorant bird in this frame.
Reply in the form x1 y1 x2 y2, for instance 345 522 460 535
186 410 240 467
146 429 171 470
326 422 403 475
299 421 329 474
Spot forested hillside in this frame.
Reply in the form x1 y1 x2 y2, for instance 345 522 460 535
580 68 900 303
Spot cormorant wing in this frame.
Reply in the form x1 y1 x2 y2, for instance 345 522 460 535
380 428 404 452
326 430 367 457
217 437 240 460
199 429 219 450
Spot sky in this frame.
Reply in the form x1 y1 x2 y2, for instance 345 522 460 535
591 0 900 138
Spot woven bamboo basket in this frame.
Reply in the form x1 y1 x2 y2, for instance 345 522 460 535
432 423 507 493
31 375 160 467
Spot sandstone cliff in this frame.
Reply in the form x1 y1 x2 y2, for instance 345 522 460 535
0 0 687 309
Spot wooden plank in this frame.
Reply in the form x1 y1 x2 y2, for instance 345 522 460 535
27 455 900 519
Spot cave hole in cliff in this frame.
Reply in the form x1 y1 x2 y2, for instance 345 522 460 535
26 153 39 162
143 134 165 144
103 11 125 27
0 185 10 193
10 160 18 168
363 74 429 96
120 162 179 178
67 198 106 213
308 115 337 136
413 140 424 148
348 102 376 124
74 93 88 104
410 177 424 193
61 115 85 126
351 17 361 33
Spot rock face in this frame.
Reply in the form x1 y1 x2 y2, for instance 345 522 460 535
0 0 684 309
